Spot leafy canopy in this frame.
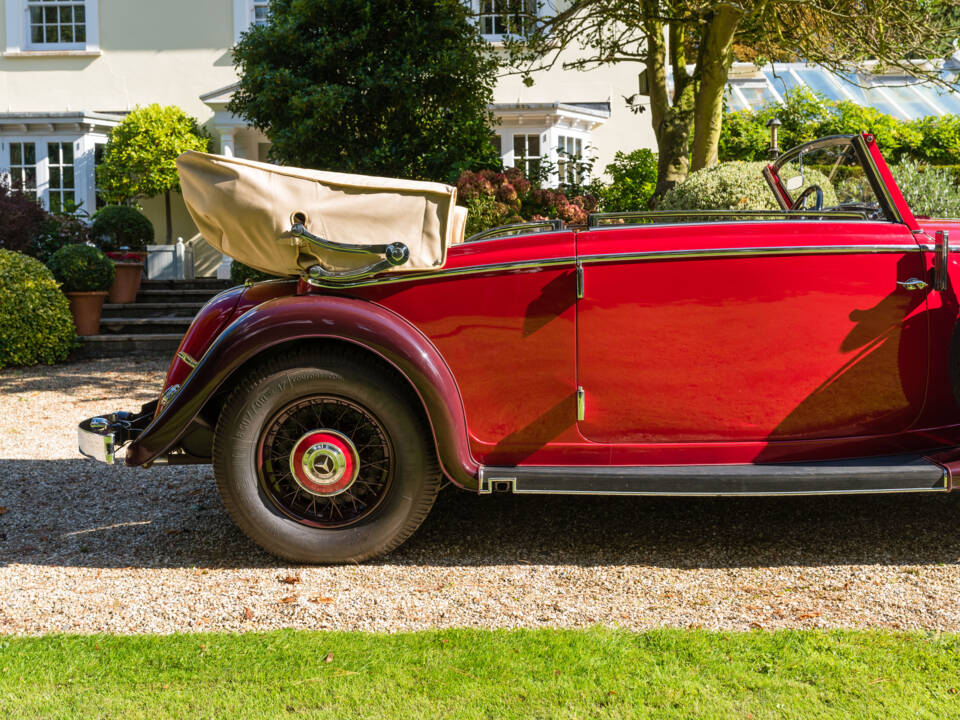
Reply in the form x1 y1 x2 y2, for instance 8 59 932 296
229 0 500 181
97 104 210 204
506 0 960 196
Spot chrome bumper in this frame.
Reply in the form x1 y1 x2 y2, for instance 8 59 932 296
77 402 157 465
78 415 119 463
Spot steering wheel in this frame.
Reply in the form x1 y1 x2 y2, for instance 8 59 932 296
791 184 824 211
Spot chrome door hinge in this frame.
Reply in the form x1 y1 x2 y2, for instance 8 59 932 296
577 386 585 421
576 261 584 299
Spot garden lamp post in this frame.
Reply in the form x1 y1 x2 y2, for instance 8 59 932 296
767 117 782 160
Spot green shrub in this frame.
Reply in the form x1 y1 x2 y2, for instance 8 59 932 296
229 260 279 285
891 161 960 218
0 249 75 369
47 244 115 292
30 206 92 265
90 206 154 251
660 161 837 211
720 86 960 164
595 149 658 212
907 116 960 165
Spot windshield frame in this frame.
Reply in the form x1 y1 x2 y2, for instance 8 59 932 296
762 134 901 223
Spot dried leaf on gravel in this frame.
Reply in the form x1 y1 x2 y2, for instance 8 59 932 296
0 506 7 515
798 612 822 619
280 595 298 604
278 575 301 584
243 607 254 620
309 596 334 604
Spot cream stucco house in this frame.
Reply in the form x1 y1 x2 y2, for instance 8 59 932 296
4 0 954 275
0 0 658 273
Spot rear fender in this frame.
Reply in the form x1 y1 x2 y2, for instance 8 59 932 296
124 294 480 489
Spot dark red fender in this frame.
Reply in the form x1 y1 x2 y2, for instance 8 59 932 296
124 294 480 489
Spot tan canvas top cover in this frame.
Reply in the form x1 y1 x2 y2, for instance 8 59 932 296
176 151 463 277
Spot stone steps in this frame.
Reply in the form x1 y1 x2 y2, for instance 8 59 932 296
75 279 235 358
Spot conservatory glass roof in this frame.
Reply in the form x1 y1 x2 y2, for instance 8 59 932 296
724 61 960 120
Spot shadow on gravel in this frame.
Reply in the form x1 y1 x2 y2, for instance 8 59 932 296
1 458 959 570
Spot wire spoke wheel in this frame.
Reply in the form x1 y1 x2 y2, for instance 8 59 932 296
257 395 394 528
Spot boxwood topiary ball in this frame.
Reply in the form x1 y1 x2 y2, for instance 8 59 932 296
0 249 76 369
47 243 116 293
90 205 154 252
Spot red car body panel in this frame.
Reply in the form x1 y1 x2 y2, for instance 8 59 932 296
129 133 960 489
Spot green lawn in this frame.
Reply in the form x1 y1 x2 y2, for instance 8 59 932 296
1 628 959 719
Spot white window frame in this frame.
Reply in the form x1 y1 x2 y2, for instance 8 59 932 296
556 134 583 185
4 0 99 55
234 0 270 43
470 0 542 43
0 134 102 214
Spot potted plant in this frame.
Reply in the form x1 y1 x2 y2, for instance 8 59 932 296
47 244 115 336
91 205 154 303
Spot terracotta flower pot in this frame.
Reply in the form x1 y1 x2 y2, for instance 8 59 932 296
108 262 145 304
66 291 108 336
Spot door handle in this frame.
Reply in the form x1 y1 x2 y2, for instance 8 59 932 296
897 278 929 291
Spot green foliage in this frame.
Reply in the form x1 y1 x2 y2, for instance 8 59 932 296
229 0 500 182
457 167 598 235
30 202 92 265
90 205 155 252
720 87 960 164
96 104 210 204
230 260 279 285
0 249 75 369
660 161 837 211
594 149 658 212
892 161 960 218
4 629 960 718
47 244 115 293
908 115 960 165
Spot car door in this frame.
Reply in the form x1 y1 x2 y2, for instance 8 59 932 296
575 220 929 444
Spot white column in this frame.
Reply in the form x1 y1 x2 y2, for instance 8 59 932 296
218 129 236 157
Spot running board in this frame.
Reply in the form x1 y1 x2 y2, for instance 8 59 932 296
478 455 949 496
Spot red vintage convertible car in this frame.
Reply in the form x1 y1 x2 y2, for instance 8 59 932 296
79 133 960 563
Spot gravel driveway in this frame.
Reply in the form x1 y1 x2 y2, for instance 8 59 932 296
2 356 960 635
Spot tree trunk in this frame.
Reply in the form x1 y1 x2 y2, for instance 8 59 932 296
164 189 172 244
690 3 744 172
643 9 696 202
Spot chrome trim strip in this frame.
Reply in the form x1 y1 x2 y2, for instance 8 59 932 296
857 135 904 225
576 386 585 421
579 244 924 266
176 351 199 368
510 486 947 497
304 243 926 290
305 256 577 289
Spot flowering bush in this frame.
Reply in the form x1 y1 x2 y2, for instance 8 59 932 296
456 167 598 236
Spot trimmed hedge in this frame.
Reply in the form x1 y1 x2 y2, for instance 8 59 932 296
0 250 75 369
660 161 837 211
91 206 154 252
720 87 960 165
47 244 115 293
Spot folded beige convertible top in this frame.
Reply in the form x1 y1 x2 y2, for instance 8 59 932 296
176 151 465 278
